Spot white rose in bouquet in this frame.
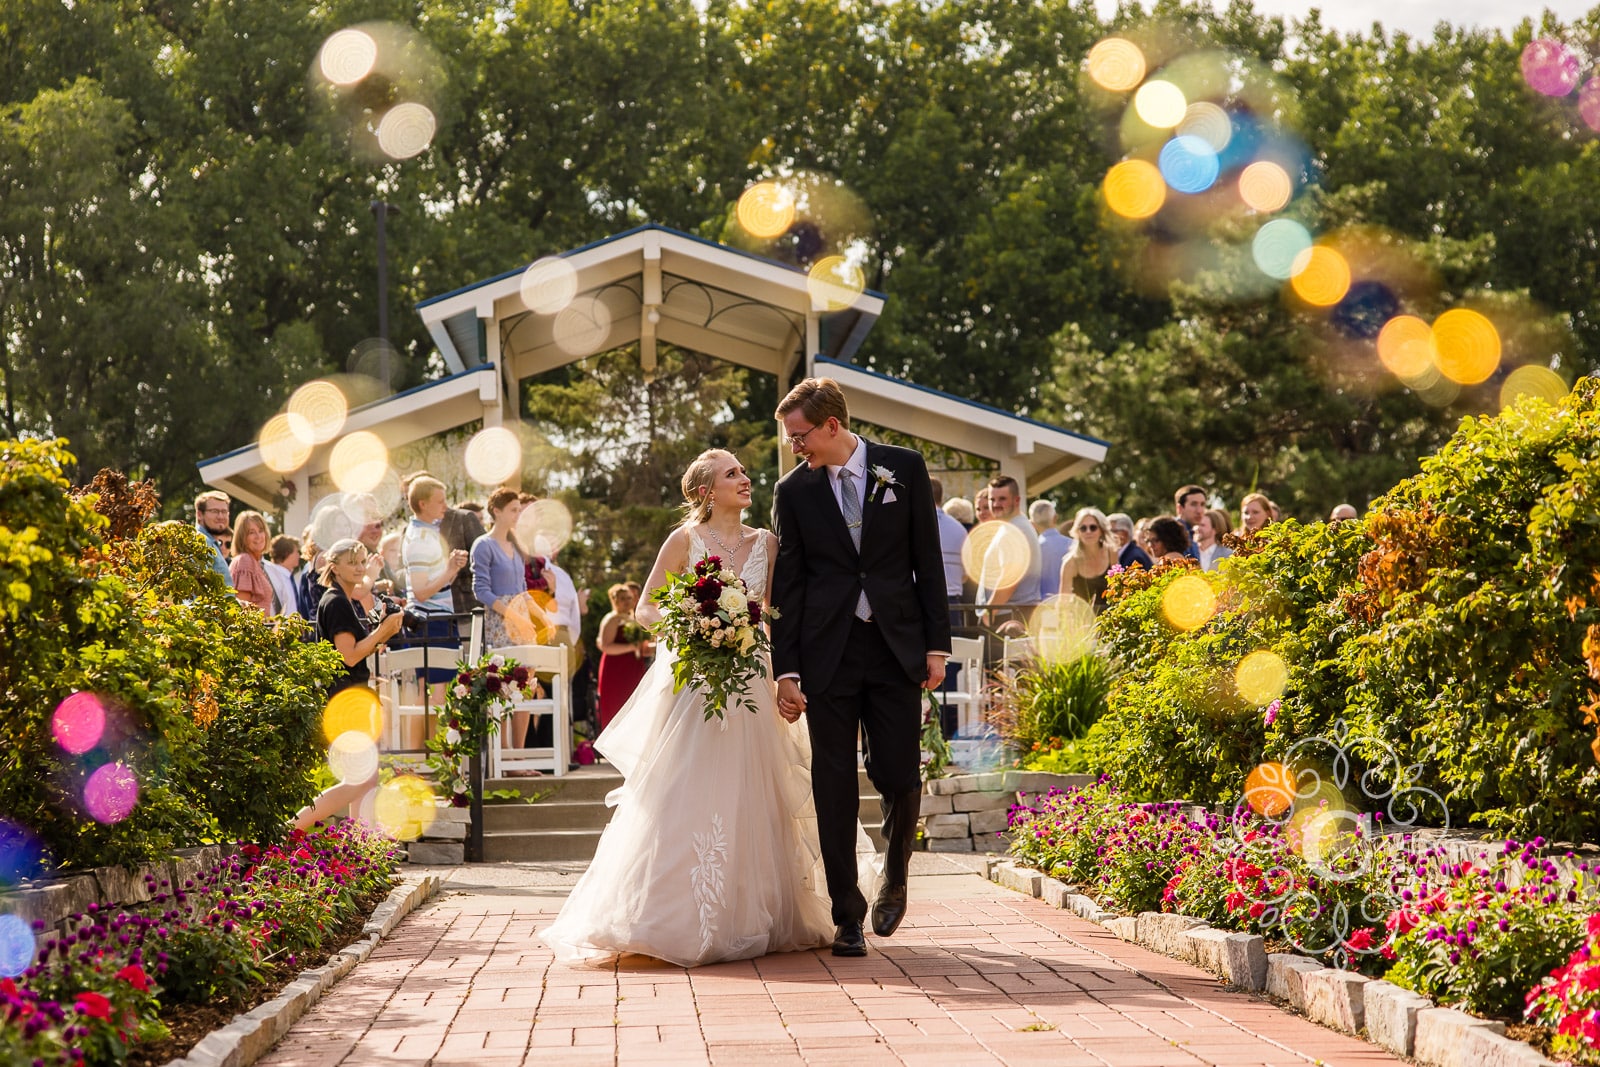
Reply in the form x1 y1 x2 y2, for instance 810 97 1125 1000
452 684 469 699
718 586 748 615
445 727 462 745
488 654 505 669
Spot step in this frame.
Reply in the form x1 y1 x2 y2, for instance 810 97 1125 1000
483 829 604 863
481 799 615 832
484 768 622 802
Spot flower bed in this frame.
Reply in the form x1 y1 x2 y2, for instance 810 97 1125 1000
0 820 397 1066
1008 781 1600 1063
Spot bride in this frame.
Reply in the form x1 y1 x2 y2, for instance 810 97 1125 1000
539 449 835 966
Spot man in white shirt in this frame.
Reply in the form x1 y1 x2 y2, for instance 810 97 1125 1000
1031 500 1073 599
263 535 301 617
976 476 1042 626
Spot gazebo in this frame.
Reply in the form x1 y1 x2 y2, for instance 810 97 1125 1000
199 225 1107 531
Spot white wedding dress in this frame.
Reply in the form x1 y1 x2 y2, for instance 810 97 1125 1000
540 531 838 967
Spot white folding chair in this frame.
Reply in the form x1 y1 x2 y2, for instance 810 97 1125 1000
1002 635 1036 672
484 643 571 778
942 636 987 738
376 647 442 752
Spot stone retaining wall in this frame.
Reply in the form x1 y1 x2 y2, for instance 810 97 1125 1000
0 844 233 937
918 771 1094 853
403 804 469 864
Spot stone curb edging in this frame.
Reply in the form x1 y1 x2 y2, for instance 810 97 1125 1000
984 859 1557 1067
162 873 442 1067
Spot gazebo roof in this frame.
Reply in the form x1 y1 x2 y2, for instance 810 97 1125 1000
416 224 885 382
814 358 1108 493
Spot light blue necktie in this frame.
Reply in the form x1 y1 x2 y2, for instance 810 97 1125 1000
837 468 871 620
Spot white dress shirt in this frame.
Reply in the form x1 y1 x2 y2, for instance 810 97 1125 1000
547 561 581 634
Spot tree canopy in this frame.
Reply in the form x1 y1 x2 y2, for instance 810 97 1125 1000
2 0 1598 525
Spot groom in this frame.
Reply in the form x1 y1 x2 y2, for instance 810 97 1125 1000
770 377 951 957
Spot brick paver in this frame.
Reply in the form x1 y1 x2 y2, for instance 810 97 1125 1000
256 862 1408 1066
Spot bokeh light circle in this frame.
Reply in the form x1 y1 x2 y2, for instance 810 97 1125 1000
504 590 558 645
309 494 359 553
259 414 313 474
0 915 33 978
287 381 349 445
323 685 383 744
1289 246 1352 307
1158 135 1220 194
1177 102 1232 152
405 525 451 588
1244 762 1294 817
328 731 379 784
52 692 108 755
1522 39 1581 97
961 520 1032 593
736 181 797 239
519 256 578 316
373 775 438 841
1238 161 1293 213
1499 365 1568 410
1161 574 1216 631
806 256 866 311
464 426 523 486
318 28 378 86
1028 595 1098 664
1103 160 1166 219
1252 219 1313 280
515 497 574 558
1581 78 1600 132
1087 37 1147 92
376 102 436 160
551 296 613 357
1376 315 1435 380
1235 650 1289 706
84 763 139 825
1133 80 1187 129
0 821 43 885
1430 308 1502 385
329 431 390 493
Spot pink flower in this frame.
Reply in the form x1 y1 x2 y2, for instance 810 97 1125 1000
74 991 112 1020
1346 927 1376 952
1263 699 1281 727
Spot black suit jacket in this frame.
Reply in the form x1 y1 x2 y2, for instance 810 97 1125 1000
770 440 952 687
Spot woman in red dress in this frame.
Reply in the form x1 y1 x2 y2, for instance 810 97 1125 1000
596 583 651 731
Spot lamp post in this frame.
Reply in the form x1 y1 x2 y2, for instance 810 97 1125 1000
370 200 399 387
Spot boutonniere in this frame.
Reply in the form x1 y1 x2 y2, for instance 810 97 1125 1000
869 464 899 504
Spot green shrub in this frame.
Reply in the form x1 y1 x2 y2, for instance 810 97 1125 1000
0 440 343 870
1003 653 1115 754
1084 379 1600 840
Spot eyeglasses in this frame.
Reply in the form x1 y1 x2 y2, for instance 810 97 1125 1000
202 506 229 515
1078 524 1099 532
783 423 821 449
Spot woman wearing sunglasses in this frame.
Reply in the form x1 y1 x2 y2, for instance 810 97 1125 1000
1059 507 1114 614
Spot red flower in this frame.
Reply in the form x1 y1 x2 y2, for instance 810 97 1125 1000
1387 908 1420 936
485 675 503 693
1588 913 1600 940
1346 928 1376 952
1248 902 1266 919
510 666 530 685
457 671 473 686
749 601 762 624
239 843 260 858
74 991 112 1020
115 965 151 992
1226 891 1247 912
699 600 719 616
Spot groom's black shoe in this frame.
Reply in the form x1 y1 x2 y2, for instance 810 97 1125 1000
831 922 867 957
871 884 908 938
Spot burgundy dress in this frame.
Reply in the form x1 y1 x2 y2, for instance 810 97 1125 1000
597 624 650 730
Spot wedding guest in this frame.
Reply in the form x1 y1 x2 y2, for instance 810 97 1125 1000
1269 500 1282 523
1330 503 1358 522
595 584 650 730
1242 492 1273 535
942 496 976 530
1146 516 1192 563
1059 507 1113 613
1172 484 1205 562
296 538 405 830
931 478 968 605
193 491 233 586
1108 512 1153 571
264 535 301 616
976 476 1041 627
1196 508 1234 572
229 511 274 613
1031 500 1072 598
974 486 995 524
401 474 470 690
295 526 324 620
378 531 407 596
471 487 527 649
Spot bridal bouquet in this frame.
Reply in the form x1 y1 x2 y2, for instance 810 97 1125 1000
651 554 779 721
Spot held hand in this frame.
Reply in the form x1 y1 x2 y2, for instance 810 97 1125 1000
447 548 469 575
377 612 406 642
923 654 947 690
776 677 806 723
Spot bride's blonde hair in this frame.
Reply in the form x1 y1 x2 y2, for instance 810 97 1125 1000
681 449 735 526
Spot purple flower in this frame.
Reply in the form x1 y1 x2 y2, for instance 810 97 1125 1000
1263 699 1281 727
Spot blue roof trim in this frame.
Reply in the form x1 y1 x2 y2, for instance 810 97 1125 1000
813 357 1111 449
197 364 498 470
415 223 889 310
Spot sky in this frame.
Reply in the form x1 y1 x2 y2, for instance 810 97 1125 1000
1093 1 1595 39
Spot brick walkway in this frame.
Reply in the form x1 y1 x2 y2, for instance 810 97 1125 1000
258 858 1406 1066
